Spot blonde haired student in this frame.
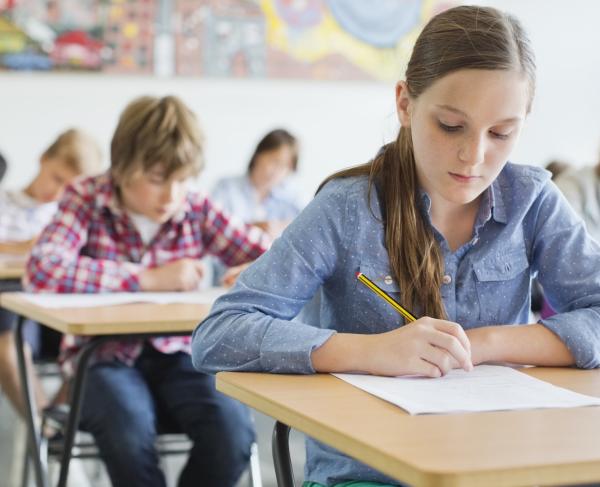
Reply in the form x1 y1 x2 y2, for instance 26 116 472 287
24 96 270 487
192 5 600 486
0 128 102 416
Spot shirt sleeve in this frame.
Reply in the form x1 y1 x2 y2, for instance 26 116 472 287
23 185 143 293
191 181 349 374
532 182 600 368
199 195 271 267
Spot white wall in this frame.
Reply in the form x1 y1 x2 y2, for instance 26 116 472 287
0 0 598 196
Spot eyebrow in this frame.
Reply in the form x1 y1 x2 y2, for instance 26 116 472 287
436 104 522 124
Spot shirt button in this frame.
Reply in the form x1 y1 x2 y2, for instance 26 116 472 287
384 275 393 285
442 274 452 284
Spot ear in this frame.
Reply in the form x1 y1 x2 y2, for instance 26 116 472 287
395 81 412 127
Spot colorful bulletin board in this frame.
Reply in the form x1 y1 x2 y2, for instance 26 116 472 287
0 0 452 81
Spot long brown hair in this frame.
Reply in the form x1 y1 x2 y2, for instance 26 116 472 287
319 5 536 319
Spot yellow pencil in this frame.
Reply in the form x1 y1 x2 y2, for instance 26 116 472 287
356 272 417 323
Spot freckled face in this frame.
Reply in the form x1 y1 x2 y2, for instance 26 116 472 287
397 69 530 207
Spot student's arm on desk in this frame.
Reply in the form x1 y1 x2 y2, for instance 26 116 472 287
312 318 473 378
465 324 574 367
473 181 600 371
192 182 345 375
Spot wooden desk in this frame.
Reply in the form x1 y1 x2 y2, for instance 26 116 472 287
0 292 210 335
0 255 26 279
217 369 600 487
0 292 210 487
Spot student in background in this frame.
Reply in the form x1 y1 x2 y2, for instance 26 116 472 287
24 96 270 487
192 6 600 487
0 129 102 417
554 152 600 242
0 129 101 255
545 159 571 180
212 128 304 240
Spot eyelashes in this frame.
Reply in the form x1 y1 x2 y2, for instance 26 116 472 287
438 121 511 140
438 121 462 133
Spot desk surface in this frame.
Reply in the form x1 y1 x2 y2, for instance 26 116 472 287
0 292 209 335
218 368 600 487
0 256 26 279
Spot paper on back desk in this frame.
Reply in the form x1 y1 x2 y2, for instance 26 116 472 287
334 364 600 415
19 288 227 308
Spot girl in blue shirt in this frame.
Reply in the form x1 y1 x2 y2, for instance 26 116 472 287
192 5 600 486
212 128 305 240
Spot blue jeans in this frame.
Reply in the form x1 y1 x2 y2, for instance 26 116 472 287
79 344 255 487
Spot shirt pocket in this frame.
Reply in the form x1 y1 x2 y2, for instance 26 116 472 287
356 262 406 326
472 245 530 324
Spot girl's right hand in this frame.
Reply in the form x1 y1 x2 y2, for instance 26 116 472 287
312 317 473 378
362 317 473 377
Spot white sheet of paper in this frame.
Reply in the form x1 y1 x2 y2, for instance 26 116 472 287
19 288 227 309
334 365 600 415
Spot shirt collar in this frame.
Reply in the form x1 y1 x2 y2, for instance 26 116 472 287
418 181 507 227
489 176 507 224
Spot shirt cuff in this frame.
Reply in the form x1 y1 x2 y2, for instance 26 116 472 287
122 262 143 291
259 320 336 374
540 312 600 369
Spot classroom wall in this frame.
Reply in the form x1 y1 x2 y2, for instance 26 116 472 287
0 0 598 197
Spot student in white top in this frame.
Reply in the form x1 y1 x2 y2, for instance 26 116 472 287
0 128 102 417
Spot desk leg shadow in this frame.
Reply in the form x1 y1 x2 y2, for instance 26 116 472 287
273 421 295 487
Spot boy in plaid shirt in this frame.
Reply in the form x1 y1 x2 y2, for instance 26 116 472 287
24 96 270 487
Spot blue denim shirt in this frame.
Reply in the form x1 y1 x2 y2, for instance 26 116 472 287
192 162 600 486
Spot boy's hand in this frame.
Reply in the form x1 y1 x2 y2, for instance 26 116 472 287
139 259 205 291
221 262 252 288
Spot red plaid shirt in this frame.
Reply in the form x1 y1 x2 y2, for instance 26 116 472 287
24 172 270 375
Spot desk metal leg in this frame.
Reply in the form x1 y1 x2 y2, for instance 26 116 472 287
57 337 109 487
272 421 294 487
15 315 48 487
